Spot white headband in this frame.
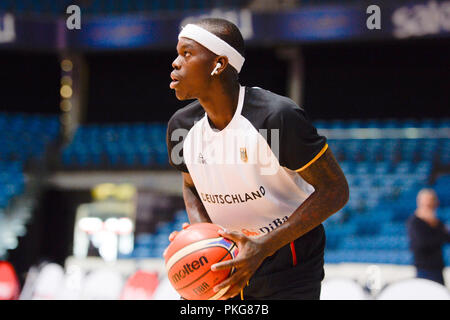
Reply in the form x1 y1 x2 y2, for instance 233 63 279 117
178 24 245 73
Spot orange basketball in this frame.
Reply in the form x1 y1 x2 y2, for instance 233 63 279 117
164 223 238 300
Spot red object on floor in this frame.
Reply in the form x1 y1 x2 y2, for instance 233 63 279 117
120 270 159 300
0 261 20 300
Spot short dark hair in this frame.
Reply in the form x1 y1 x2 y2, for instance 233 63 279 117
194 18 245 58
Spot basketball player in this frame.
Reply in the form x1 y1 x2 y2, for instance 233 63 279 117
166 18 349 300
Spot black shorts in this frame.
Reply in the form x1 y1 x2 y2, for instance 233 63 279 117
231 224 326 300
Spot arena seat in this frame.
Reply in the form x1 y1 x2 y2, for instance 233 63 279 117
320 278 368 300
380 222 407 236
152 274 180 300
376 278 450 300
434 175 450 206
444 246 450 265
0 162 24 208
80 268 125 300
340 235 409 251
0 261 20 300
120 270 159 300
61 123 168 169
327 249 413 265
31 263 65 300
438 118 450 128
131 210 189 259
0 113 60 163
373 161 392 174
56 265 85 300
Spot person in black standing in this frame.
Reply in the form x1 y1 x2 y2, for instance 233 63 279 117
407 188 450 286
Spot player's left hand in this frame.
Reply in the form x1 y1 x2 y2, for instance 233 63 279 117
210 229 269 300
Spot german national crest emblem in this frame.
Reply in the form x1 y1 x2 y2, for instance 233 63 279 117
240 148 248 163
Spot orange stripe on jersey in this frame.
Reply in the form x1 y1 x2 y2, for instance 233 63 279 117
240 280 249 300
295 144 328 172
290 242 297 266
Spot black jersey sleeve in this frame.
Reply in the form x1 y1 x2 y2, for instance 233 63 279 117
266 101 327 172
166 101 205 173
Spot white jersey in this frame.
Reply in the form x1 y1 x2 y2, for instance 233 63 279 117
167 86 327 238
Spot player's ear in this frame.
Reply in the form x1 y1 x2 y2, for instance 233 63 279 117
211 56 228 76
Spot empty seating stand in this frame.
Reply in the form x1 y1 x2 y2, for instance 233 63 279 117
0 162 24 209
0 112 60 207
61 123 168 169
0 113 60 163
0 112 60 258
318 118 449 265
58 118 449 264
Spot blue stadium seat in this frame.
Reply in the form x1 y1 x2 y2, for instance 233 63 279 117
345 120 363 129
381 119 401 128
365 119 382 128
414 161 432 175
348 210 393 235
135 232 155 245
401 118 419 128
132 247 154 259
438 118 450 128
380 222 407 236
325 249 413 265
152 242 168 258
374 161 392 174
444 246 450 265
339 235 409 251
418 119 438 128
0 161 25 209
355 162 374 175
437 207 450 223
313 120 327 129
328 120 345 129
60 122 169 168
395 161 414 174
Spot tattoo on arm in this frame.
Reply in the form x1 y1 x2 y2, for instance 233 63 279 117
182 172 212 224
263 148 349 256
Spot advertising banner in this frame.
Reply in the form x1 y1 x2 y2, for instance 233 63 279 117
0 13 60 49
1 1 449 51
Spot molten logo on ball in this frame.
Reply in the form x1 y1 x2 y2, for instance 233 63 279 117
172 256 208 284
164 223 238 300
